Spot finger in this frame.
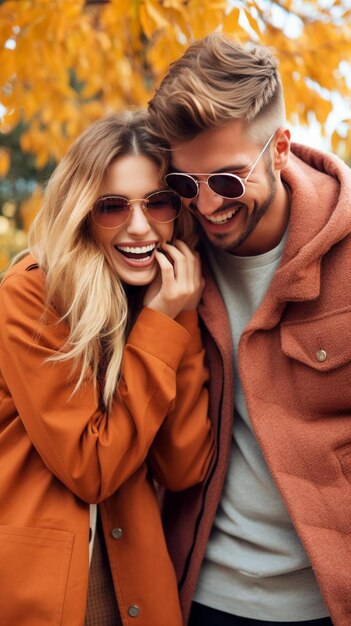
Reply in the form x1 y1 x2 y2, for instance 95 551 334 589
172 239 193 258
161 242 188 284
154 249 177 289
174 240 199 290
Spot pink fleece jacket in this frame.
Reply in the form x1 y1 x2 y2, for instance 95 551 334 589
162 144 351 626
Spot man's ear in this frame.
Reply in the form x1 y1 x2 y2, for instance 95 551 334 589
273 128 291 171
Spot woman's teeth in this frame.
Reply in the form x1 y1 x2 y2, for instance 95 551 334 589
205 207 240 224
115 243 156 261
117 243 156 254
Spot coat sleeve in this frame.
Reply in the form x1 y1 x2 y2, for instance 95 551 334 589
147 310 214 491
0 268 196 504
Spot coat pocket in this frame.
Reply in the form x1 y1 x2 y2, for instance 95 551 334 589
280 307 351 415
0 525 74 626
281 307 351 372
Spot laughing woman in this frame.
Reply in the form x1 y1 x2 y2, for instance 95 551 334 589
0 112 213 626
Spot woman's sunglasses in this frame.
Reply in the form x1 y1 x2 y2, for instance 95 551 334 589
165 133 275 200
92 189 182 229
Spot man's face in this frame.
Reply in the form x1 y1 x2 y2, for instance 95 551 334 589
170 119 290 256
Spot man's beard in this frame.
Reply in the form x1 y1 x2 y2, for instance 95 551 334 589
194 160 277 253
226 166 277 253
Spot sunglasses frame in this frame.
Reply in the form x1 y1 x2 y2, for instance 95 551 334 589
92 189 182 229
166 132 275 200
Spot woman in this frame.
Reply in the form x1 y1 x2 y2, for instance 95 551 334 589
0 111 213 626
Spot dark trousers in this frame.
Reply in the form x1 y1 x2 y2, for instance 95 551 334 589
189 602 333 626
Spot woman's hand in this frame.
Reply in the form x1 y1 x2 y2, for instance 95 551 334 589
143 240 204 319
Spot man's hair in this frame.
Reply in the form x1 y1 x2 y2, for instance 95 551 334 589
148 32 286 145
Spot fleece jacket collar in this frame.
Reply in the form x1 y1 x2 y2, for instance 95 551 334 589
272 143 351 304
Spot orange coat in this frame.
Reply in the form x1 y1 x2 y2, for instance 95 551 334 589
0 255 214 626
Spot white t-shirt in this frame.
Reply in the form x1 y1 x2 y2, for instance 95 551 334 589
194 234 329 620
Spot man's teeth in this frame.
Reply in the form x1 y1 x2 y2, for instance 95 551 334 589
116 243 156 254
205 208 239 224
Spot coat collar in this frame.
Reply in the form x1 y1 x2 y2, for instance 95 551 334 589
199 259 233 362
271 144 351 304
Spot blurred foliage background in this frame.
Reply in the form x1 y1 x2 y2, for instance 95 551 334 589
0 0 351 271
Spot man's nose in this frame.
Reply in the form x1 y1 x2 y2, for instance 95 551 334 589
195 180 224 215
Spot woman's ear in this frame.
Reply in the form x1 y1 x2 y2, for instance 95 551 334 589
273 128 291 171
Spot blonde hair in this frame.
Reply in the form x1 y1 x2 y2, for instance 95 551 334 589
29 111 195 409
148 32 285 145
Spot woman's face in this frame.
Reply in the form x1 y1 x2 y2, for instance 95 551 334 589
92 154 174 286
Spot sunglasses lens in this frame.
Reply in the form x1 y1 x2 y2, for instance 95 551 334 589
146 190 182 223
92 196 130 228
165 174 198 199
208 174 244 199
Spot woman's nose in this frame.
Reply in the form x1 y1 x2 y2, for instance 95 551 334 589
126 203 151 235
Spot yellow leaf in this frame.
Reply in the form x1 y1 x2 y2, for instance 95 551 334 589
243 9 262 37
143 0 170 31
222 8 243 36
0 149 10 177
140 4 157 38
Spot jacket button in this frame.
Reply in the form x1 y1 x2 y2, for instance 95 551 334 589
128 605 140 617
111 528 123 540
316 349 327 362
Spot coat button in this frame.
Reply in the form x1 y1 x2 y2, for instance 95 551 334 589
111 527 123 540
128 605 140 617
316 349 327 362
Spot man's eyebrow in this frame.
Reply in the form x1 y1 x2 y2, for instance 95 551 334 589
169 162 250 174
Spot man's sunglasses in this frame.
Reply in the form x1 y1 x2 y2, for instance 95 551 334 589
92 189 182 229
165 133 275 200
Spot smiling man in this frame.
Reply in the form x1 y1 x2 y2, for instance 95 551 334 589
148 33 351 626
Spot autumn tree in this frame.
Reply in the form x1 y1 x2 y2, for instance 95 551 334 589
0 0 350 267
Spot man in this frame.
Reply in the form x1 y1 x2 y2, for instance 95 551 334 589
148 33 351 626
